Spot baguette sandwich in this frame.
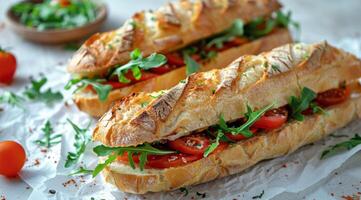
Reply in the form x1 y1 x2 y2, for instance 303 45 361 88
65 0 297 117
90 42 361 194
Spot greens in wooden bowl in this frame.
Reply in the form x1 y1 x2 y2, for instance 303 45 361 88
11 0 99 31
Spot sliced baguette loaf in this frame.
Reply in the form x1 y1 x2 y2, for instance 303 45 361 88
75 28 291 117
67 0 281 77
93 42 361 147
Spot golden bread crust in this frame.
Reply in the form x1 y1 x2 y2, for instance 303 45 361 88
67 0 281 77
93 42 361 147
102 96 361 194
74 29 292 117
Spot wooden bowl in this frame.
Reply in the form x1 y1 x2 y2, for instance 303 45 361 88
6 1 107 44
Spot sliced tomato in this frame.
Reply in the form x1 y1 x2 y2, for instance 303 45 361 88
150 64 174 74
168 134 210 156
117 152 140 163
146 153 201 169
225 127 258 141
105 81 130 89
166 53 185 66
226 37 249 47
316 87 351 107
252 107 288 130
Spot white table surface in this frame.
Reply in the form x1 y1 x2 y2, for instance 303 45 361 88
1 0 361 200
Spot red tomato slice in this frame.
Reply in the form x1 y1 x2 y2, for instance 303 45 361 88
252 107 288 130
117 152 140 163
105 81 130 89
225 128 258 141
150 64 174 74
0 50 17 85
146 153 201 169
316 87 351 107
168 134 210 156
166 53 185 66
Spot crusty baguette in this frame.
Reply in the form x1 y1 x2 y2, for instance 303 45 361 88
102 95 361 194
67 0 281 77
93 42 361 147
75 28 292 117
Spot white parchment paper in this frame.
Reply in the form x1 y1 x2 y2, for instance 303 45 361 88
1 38 361 200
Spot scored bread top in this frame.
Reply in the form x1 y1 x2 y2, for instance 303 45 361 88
92 42 361 147
67 0 281 77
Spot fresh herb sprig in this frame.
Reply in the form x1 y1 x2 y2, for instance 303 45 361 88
219 103 274 137
203 130 226 157
206 19 244 48
35 120 62 148
111 48 167 83
24 77 63 104
92 143 175 177
0 91 24 108
65 78 112 101
69 166 93 176
183 52 200 76
289 87 316 121
321 134 361 159
245 11 299 39
64 119 91 168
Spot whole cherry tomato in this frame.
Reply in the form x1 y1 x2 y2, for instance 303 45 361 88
0 141 26 177
0 48 17 85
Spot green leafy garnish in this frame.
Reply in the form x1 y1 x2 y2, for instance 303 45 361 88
69 166 93 176
149 90 165 98
92 143 175 177
64 119 91 168
65 78 112 101
0 91 24 108
24 77 63 104
219 103 274 137
206 19 244 48
35 120 62 148
111 48 167 83
11 0 98 31
203 130 225 157
289 87 317 121
183 53 200 76
245 11 299 39
321 134 361 159
310 102 328 115
64 43 81 51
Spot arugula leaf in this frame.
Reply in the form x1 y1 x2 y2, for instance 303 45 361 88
321 134 361 159
289 87 317 121
0 91 24 108
310 102 328 115
111 49 167 83
64 119 91 168
24 77 63 104
69 166 93 176
244 11 299 39
219 103 274 137
206 19 244 48
92 143 175 177
65 78 112 101
35 120 62 148
183 53 200 76
203 130 224 157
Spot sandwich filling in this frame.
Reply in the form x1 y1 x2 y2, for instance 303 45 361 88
65 11 298 101
91 83 352 176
